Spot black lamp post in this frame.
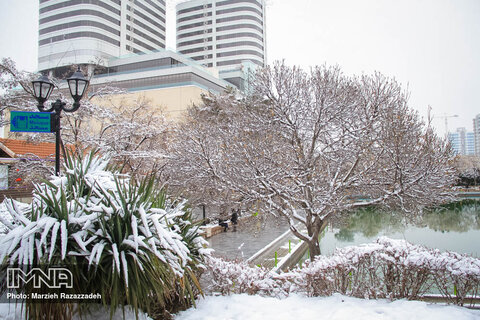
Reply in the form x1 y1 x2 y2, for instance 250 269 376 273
31 67 89 176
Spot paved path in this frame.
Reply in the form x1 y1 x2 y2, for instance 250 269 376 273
207 216 290 260
247 228 302 268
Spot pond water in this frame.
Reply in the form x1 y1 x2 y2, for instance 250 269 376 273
320 201 480 257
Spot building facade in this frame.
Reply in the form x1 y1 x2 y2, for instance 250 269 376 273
74 50 228 118
38 0 166 74
33 1 230 123
176 0 266 90
448 127 475 156
474 114 480 156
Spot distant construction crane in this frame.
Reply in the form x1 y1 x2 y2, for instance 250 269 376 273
434 113 459 138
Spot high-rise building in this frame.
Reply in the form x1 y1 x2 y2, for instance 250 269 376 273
474 114 480 156
466 131 475 156
38 0 166 74
176 0 266 90
448 129 463 155
448 127 475 156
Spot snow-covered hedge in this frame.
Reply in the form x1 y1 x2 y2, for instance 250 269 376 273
208 257 280 296
0 152 211 319
207 237 480 306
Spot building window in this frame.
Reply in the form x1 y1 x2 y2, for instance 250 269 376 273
177 21 212 31
40 0 120 16
133 0 165 23
132 8 165 30
216 32 263 42
39 9 121 26
177 12 212 23
180 46 213 54
178 37 213 47
133 18 165 36
216 6 262 17
177 4 212 15
216 41 263 50
39 31 120 46
39 20 120 36
132 28 165 47
216 58 263 67
217 0 262 9
177 29 212 39
216 50 263 59
216 23 263 33
191 54 213 60
216 15 263 26
142 0 166 15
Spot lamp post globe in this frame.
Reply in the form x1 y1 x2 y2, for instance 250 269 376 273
66 67 89 111
31 74 54 111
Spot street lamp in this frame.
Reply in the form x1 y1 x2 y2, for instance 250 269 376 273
67 67 89 111
31 67 89 176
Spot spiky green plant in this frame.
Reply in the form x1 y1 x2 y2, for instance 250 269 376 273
0 150 210 319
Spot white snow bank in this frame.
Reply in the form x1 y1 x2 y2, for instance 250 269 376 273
174 294 480 320
0 303 153 320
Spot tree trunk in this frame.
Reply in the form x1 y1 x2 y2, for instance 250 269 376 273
307 219 328 261
307 239 321 261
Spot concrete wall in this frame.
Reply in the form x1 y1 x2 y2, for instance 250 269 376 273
91 85 207 119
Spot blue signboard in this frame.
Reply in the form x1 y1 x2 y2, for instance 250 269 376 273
10 111 53 133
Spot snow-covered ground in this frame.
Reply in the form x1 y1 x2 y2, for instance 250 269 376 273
0 303 153 320
1 294 479 319
174 294 480 320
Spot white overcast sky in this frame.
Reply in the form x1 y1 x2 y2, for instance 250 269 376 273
0 0 479 135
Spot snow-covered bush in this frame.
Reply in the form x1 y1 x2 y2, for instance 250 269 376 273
284 242 385 298
284 238 480 303
207 237 480 306
207 257 281 297
0 151 210 319
375 237 438 299
431 250 480 305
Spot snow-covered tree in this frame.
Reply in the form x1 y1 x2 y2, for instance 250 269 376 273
0 58 38 124
453 155 480 187
173 62 456 259
84 94 172 177
168 88 248 216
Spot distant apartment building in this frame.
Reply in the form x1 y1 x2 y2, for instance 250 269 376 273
176 0 267 90
448 127 475 156
38 0 166 75
474 114 480 156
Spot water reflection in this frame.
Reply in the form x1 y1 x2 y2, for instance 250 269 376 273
323 201 480 257
422 202 480 232
334 208 405 239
